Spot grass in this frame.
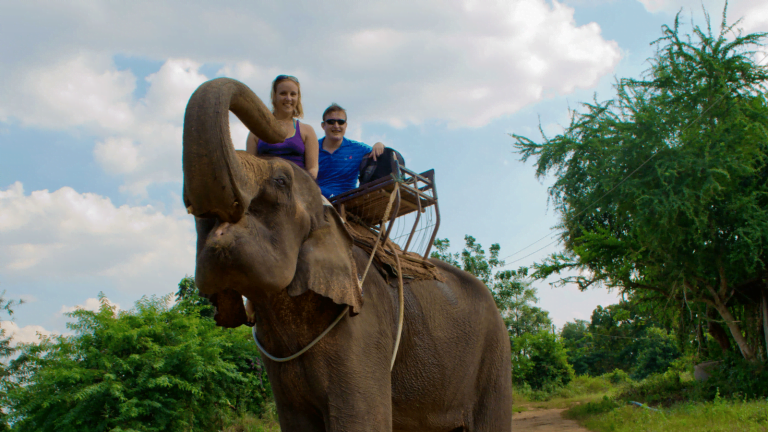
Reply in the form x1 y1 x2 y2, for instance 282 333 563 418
564 366 768 432
513 375 619 410
567 398 768 432
221 402 281 432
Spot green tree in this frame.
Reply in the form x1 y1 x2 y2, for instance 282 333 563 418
561 300 682 378
512 331 574 389
0 293 22 432
514 9 768 362
8 289 269 432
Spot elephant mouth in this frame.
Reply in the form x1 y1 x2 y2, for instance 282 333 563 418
206 289 249 328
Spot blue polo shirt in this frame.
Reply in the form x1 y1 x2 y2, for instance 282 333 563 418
317 137 372 198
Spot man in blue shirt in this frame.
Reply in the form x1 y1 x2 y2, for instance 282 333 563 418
316 103 385 198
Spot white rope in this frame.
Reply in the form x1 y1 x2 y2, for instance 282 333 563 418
252 184 405 369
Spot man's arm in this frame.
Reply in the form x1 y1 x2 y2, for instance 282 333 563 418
367 142 385 161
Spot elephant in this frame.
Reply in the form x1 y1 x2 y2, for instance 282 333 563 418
182 77 512 432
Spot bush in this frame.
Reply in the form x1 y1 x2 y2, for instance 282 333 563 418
604 369 632 384
695 352 768 400
617 370 694 406
632 327 681 380
513 331 574 390
567 395 620 418
8 294 270 432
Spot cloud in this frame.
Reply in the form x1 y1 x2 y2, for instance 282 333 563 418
1 321 53 345
0 1 624 194
59 297 120 315
635 0 768 35
0 53 136 131
0 182 195 291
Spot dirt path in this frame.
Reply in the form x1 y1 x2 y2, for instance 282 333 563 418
512 408 590 431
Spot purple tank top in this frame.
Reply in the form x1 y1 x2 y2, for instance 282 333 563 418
256 120 306 168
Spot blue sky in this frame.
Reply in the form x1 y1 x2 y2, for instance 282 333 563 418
1 0 767 342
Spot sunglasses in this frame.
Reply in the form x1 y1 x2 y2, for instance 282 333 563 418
324 119 346 126
275 74 299 83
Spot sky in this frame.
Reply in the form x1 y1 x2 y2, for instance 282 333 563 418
2 0 768 343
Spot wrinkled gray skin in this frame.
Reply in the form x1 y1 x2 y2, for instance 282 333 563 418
183 77 512 432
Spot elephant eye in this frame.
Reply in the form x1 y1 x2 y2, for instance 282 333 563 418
273 176 288 187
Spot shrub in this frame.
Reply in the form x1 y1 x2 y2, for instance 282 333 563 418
8 294 270 432
513 331 574 390
604 369 632 384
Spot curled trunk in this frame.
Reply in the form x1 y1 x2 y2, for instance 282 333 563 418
182 78 284 222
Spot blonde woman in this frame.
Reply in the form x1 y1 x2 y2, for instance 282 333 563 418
246 75 319 178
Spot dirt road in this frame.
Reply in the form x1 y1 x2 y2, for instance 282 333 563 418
512 408 590 431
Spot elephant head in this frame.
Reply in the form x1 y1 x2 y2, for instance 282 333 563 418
182 78 362 328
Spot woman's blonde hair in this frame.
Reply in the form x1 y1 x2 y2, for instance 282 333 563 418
270 75 303 118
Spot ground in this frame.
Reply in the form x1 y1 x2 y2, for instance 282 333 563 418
512 408 590 431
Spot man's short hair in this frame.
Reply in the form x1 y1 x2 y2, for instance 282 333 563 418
322 103 347 121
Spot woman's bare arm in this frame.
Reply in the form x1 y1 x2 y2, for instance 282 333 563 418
246 132 259 155
302 123 319 179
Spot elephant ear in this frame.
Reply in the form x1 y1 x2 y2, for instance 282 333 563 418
286 205 363 315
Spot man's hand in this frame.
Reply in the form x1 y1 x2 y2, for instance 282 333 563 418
368 142 385 161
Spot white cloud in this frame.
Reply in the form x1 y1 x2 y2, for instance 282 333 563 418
0 53 135 130
94 137 142 174
0 182 195 290
636 0 768 35
59 297 120 315
0 0 624 194
1 321 53 345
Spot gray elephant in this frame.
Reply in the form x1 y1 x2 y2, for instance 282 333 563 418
183 77 512 432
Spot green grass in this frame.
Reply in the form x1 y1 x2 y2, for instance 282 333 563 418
567 399 768 432
221 402 281 432
514 375 618 409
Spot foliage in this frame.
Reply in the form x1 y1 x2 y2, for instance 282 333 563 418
176 276 215 319
561 301 682 379
567 395 620 418
514 7 768 362
7 288 270 432
0 293 22 432
513 331 574 390
697 351 768 400
604 369 632 385
513 374 615 407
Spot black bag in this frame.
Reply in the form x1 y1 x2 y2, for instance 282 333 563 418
358 147 404 186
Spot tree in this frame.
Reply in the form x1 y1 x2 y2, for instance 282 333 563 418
8 288 269 432
560 300 682 378
514 9 768 362
512 331 574 389
0 293 22 432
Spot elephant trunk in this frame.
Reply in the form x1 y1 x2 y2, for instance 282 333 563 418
182 77 284 222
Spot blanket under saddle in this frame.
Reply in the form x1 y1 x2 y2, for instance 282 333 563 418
345 221 445 283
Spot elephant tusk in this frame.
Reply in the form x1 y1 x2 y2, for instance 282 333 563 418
186 206 194 214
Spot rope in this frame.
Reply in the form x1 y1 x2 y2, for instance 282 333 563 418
252 306 349 362
390 225 405 370
252 184 405 369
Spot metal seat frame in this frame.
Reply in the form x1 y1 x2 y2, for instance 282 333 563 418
329 165 440 259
